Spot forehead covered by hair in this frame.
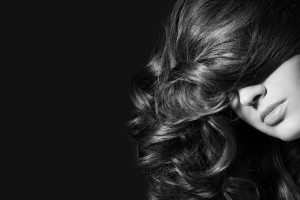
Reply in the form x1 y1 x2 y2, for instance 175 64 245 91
165 0 300 90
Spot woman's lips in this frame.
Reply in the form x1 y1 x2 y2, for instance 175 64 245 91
261 100 287 126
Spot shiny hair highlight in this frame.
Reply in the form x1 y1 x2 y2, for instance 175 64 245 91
129 0 300 199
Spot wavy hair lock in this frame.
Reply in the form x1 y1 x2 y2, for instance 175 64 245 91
129 0 300 199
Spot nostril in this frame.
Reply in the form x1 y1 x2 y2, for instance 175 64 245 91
252 95 260 104
238 84 267 106
248 95 261 108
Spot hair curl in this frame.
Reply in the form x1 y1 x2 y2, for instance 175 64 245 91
129 0 300 199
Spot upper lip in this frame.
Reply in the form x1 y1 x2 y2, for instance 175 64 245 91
260 100 286 121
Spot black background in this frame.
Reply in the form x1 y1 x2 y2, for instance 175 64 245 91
10 0 175 198
102 1 175 200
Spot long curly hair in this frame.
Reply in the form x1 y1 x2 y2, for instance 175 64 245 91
129 0 300 199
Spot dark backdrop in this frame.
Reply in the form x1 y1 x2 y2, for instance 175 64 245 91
8 1 175 199
102 1 175 200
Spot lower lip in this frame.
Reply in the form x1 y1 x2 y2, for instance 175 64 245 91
264 101 287 126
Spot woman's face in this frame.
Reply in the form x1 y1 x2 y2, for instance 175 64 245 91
230 55 300 141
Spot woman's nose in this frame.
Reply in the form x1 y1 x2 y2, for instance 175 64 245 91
238 84 267 106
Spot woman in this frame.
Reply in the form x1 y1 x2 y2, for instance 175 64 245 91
129 0 300 199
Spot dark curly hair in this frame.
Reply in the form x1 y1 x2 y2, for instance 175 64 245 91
129 0 300 199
